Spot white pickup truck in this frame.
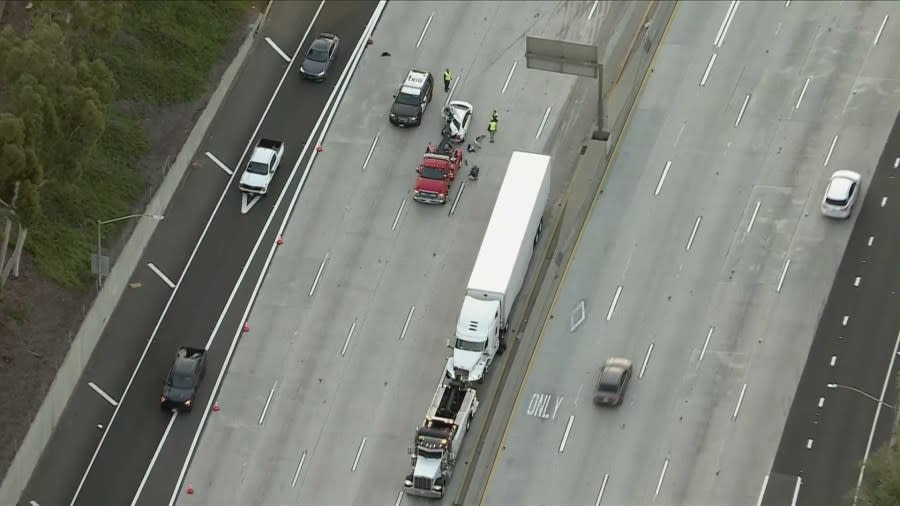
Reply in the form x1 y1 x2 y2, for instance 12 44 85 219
239 138 284 195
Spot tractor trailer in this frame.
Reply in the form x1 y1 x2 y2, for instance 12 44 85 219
444 151 551 384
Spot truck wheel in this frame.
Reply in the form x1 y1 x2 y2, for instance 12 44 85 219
498 339 507 355
534 217 543 246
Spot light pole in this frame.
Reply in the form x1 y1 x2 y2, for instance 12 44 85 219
96 213 165 290
826 383 895 408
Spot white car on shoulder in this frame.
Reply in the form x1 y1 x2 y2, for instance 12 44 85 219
821 170 861 219
442 100 474 143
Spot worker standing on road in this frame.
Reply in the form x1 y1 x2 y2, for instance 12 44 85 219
490 110 499 122
444 68 452 92
488 118 498 143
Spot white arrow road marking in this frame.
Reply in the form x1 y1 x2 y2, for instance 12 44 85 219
242 193 263 214
266 37 291 63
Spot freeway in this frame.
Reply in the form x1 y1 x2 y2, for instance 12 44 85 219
20 2 377 505
174 1 644 505
761 109 900 504
481 1 900 505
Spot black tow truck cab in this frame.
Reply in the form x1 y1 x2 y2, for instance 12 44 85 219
160 346 207 412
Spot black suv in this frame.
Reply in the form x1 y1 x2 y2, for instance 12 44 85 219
161 346 207 412
389 69 433 127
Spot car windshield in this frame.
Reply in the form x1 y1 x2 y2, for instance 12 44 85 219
450 116 462 131
396 92 420 106
455 337 485 352
599 380 619 393
247 161 268 175
307 48 328 62
825 196 848 206
418 448 443 460
421 167 445 180
170 374 193 389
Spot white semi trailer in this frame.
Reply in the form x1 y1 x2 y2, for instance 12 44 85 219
444 151 551 384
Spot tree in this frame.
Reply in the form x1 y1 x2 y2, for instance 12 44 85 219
851 373 900 506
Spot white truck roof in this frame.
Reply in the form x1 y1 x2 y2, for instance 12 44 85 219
250 147 272 164
467 152 551 296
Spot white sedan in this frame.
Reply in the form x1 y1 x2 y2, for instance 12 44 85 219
441 100 474 143
821 170 862 219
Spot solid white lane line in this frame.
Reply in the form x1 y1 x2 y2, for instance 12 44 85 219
205 152 233 175
686 216 702 251
842 315 849 326
147 263 176 289
747 201 761 233
30 501 39 506
732 383 747 420
806 439 813 449
606 285 623 321
854 329 900 503
87 382 118 407
776 258 791 293
756 475 769 506
854 276 861 287
714 1 738 47
868 236 875 246
341 321 357 357
502 60 518 94
536 107 552 139
699 326 714 362
166 3 387 503
309 253 329 296
823 134 838 167
830 356 836 367
75 1 328 501
362 132 380 170
416 13 434 48
818 397 825 408
399 305 415 340
588 0 600 20
449 180 466 216
131 411 177 506
735 93 750 127
718 1 740 48
874 15 889 46
291 450 307 487
655 458 669 497
595 473 609 505
265 37 291 63
395 491 404 506
795 77 811 109
654 160 672 196
352 436 367 471
558 415 575 453
791 476 802 506
700 53 717 86
640 343 654 379
392 198 406 231
258 381 278 425
880 196 887 207
784 0 791 6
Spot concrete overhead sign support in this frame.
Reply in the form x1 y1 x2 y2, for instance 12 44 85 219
525 36 609 141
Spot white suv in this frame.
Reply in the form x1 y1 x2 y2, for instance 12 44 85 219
821 170 861 219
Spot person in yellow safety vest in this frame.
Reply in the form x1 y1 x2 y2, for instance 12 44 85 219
488 119 498 143
443 68 452 92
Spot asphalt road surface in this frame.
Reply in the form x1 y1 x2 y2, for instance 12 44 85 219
19 2 377 505
173 1 641 505
482 1 900 505
761 95 900 504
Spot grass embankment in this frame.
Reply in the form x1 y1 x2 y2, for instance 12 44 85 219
28 0 252 288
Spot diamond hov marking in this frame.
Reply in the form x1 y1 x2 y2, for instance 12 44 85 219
570 300 586 332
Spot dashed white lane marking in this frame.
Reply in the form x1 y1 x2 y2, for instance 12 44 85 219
894 157 899 168
588 0 600 20
449 180 466 216
830 356 837 367
818 397 825 408
806 439 813 449
536 106 552 139
352 436 367 471
391 198 406 231
147 263 176 289
868 236 875 246
700 53 717 86
881 196 887 207
606 285 623 321
416 13 434 48
756 475 769 506
205 152 233 175
735 93 751 127
655 458 670 497
362 132 380 170
854 276 861 287
747 201 761 233
714 1 739 48
795 77 811 109
776 258 791 293
842 315 849 326
291 450 307 487
699 326 714 362
874 15 889 46
309 253 329 296
686 216 702 251
502 60 518 94
823 134 838 166
674 123 686 147
258 381 278 425
558 415 575 453
654 160 672 196
791 476 802 506
640 343 654 379
265 37 291 63
88 382 119 407
784 0 791 5
445 72 462 106
395 491 404 506
732 383 748 420
30 501 40 506
341 320 357 357
399 305 415 340
595 473 609 505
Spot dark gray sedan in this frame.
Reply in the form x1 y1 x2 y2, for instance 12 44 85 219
300 33 339 82
593 357 633 407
